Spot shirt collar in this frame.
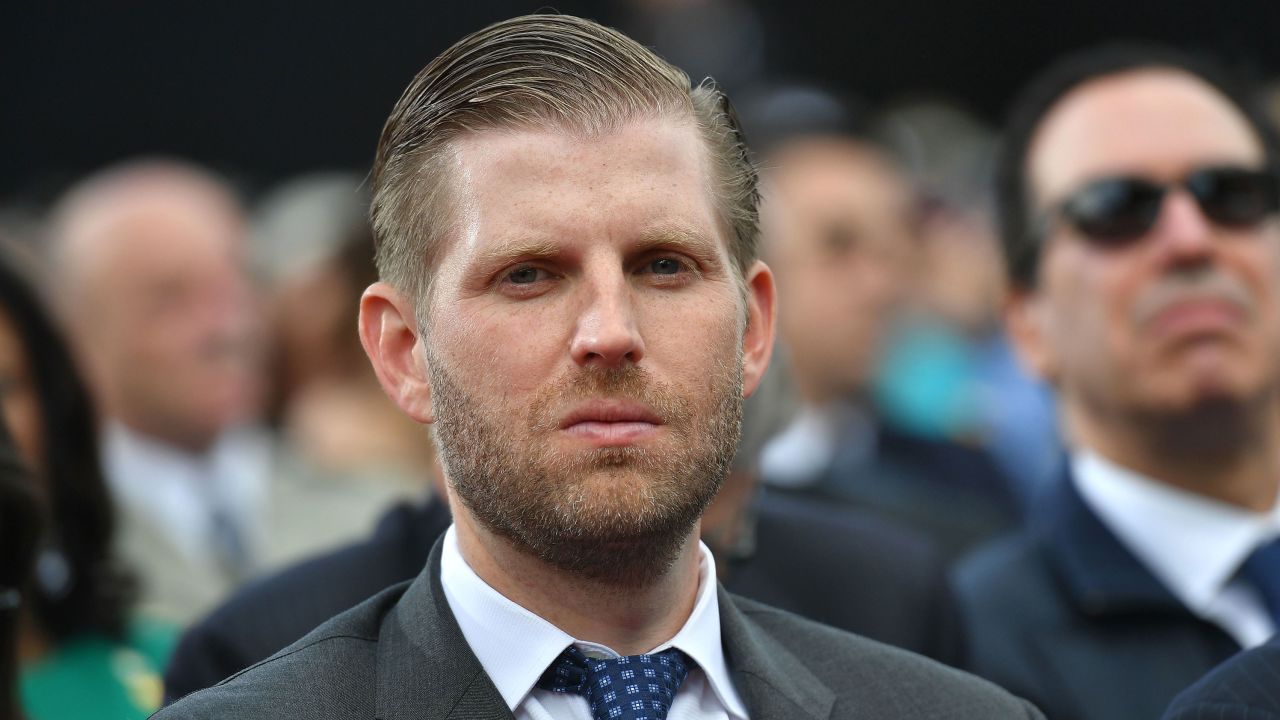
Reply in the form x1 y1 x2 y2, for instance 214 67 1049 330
103 421 269 561
1072 449 1280 612
439 525 748 717
760 401 874 488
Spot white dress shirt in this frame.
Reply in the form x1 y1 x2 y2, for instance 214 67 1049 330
440 525 750 720
759 403 873 488
1074 449 1280 648
103 421 269 569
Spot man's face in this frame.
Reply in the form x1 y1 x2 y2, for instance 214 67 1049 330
764 139 916 403
408 118 773 582
76 193 262 451
1014 69 1280 431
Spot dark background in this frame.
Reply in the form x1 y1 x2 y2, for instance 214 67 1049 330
5 1 1280 199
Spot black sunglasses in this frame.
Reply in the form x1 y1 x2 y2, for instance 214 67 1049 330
1043 166 1280 246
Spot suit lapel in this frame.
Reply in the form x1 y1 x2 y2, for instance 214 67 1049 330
718 588 834 720
371 540 838 720
1034 471 1241 718
1046 474 1203 616
374 539 514 720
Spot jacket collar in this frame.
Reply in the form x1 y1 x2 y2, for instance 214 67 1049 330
373 535 837 720
718 588 834 720
1042 467 1188 617
375 537 513 720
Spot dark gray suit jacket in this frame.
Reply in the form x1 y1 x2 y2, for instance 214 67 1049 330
154 540 1042 719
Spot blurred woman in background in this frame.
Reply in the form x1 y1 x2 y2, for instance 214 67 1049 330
0 250 175 719
1 417 42 719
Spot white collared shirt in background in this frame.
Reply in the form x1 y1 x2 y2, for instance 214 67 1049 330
104 420 269 568
759 402 874 489
1074 449 1280 648
440 525 750 720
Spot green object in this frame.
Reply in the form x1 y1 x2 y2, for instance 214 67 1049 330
20 618 178 720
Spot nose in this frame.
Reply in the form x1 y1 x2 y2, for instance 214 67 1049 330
569 268 645 368
1151 187 1215 264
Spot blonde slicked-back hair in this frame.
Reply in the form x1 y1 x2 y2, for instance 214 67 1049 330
369 13 759 309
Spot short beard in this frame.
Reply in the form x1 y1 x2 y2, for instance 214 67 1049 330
430 356 743 588
1129 392 1271 470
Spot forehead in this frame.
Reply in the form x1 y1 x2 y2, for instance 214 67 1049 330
1028 68 1265 202
436 119 725 270
65 187 245 288
767 139 911 219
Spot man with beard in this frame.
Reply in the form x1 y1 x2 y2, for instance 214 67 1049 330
954 46 1280 720
157 14 1039 720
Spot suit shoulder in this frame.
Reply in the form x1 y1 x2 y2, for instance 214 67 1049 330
1164 639 1280 719
169 500 429 648
758 491 936 554
752 492 944 594
155 583 408 719
731 596 1042 718
162 528 405 698
953 532 1060 616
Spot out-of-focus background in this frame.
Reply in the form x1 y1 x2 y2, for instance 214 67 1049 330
5 2 1280 719
5 0 1280 198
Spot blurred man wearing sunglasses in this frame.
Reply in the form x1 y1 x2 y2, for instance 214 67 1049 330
954 46 1280 720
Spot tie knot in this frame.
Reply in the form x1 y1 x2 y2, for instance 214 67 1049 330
536 645 693 720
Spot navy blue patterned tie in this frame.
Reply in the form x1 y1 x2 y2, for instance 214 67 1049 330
1240 538 1280 623
535 645 693 720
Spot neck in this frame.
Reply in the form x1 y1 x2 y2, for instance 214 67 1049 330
1067 397 1280 512
795 375 867 410
119 415 220 455
451 503 703 656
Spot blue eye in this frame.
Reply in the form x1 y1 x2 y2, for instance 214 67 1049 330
508 266 542 284
649 258 682 275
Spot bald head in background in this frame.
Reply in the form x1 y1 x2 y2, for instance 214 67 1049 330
51 161 262 453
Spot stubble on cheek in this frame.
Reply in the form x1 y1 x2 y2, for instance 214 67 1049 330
429 341 744 587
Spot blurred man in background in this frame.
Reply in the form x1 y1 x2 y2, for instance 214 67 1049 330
956 46 1280 720
49 160 268 624
48 161 411 624
873 99 1061 507
699 354 963 665
747 87 1019 558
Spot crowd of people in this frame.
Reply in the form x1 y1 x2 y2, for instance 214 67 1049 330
2 7 1279 720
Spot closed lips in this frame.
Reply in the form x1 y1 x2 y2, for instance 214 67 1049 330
558 401 663 429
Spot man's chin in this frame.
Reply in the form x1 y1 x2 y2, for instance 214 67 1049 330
483 486 710 588
1131 380 1270 461
526 523 697 588
1163 369 1260 413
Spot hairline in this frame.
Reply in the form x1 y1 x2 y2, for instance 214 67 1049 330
401 111 752 329
998 47 1280 290
1025 67 1268 223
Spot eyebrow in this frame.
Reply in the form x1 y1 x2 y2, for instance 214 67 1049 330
471 236 563 271
472 224 724 270
633 224 725 265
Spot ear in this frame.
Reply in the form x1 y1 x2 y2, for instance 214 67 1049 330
740 260 778 399
359 282 435 424
1005 287 1058 384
